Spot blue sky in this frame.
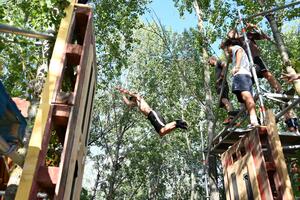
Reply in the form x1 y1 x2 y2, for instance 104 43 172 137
142 0 223 56
142 0 197 33
141 0 299 57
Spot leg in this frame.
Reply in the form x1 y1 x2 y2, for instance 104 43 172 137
159 120 188 137
159 122 177 137
221 97 234 125
241 91 258 125
262 71 282 93
221 97 233 112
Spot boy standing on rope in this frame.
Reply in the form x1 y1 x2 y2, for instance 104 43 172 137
221 39 259 128
116 87 188 137
208 56 237 125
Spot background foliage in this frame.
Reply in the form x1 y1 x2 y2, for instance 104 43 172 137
0 0 299 199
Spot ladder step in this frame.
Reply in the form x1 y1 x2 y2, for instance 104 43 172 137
37 166 59 189
52 104 71 126
258 126 268 135
265 162 276 172
66 44 82 66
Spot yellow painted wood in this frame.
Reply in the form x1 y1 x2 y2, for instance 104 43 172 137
15 1 76 199
265 110 294 200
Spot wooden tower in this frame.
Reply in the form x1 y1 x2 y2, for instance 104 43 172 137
15 1 96 199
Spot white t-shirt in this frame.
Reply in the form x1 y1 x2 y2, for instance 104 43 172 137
231 45 252 77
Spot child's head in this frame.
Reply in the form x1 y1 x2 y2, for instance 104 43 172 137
227 29 238 39
222 38 241 53
208 56 218 66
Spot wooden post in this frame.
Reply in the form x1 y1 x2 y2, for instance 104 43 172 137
15 1 76 199
265 110 294 200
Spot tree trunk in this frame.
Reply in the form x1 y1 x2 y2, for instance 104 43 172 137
193 1 219 199
208 155 219 200
257 0 300 95
91 160 101 200
185 132 198 200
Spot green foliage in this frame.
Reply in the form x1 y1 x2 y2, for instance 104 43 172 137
88 25 209 199
92 0 151 84
0 0 69 96
80 187 93 200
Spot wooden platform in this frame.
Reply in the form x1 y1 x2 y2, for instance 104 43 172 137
221 111 295 200
211 127 300 154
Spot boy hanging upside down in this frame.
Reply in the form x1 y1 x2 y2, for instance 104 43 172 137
116 87 188 137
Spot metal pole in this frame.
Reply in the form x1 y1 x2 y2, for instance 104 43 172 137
244 1 300 20
199 121 209 199
275 97 300 121
0 24 54 40
238 9 266 125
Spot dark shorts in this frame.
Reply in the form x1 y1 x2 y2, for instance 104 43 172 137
254 56 268 78
232 74 253 103
147 110 166 133
285 118 299 129
216 81 229 108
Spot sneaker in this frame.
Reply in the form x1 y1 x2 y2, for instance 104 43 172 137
176 119 188 129
247 123 259 129
228 110 240 116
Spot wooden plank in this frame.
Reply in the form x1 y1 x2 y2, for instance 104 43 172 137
54 11 93 199
221 151 232 200
66 44 82 66
245 151 261 200
81 69 96 146
62 43 94 200
15 1 76 200
265 110 294 200
248 130 273 200
71 135 86 200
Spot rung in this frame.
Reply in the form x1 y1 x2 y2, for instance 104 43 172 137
265 162 276 172
37 166 59 189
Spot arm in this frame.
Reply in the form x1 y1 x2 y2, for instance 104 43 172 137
281 73 300 83
246 23 271 41
232 48 243 75
220 61 227 77
122 96 136 107
116 86 140 98
217 61 227 83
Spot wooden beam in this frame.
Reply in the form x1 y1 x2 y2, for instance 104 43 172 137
265 110 294 200
15 1 76 199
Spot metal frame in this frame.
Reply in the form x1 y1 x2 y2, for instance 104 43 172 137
0 24 54 40
244 0 300 20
